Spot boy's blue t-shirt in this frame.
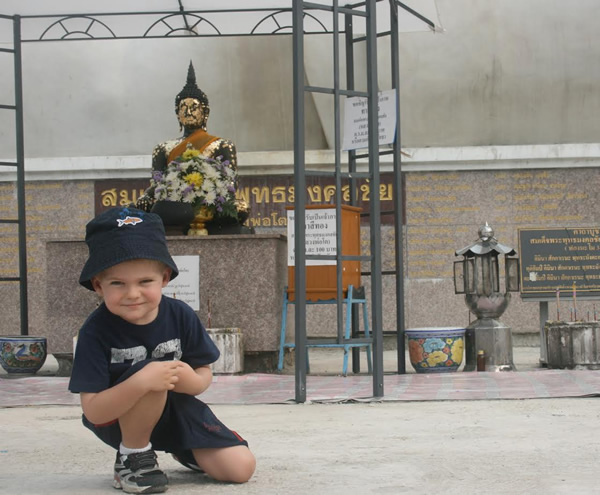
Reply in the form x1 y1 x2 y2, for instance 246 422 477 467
69 296 219 394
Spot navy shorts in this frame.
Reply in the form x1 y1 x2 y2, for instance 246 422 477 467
82 360 248 457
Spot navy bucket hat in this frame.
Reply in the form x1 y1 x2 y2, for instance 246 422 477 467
79 206 179 291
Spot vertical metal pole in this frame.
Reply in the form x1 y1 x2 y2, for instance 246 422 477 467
292 0 307 403
539 301 548 364
14 15 29 336
390 1 405 373
345 8 361 374
344 12 356 199
333 1 344 345
366 0 384 397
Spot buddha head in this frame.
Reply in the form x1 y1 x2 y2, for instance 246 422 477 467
175 61 209 131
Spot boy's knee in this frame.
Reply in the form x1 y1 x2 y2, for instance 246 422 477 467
118 389 168 426
232 451 256 483
193 446 256 483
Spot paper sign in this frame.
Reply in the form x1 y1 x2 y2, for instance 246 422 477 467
342 89 397 151
164 255 200 310
287 209 337 266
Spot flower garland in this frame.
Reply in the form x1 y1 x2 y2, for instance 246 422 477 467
151 147 238 219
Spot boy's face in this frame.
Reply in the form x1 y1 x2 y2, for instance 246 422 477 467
91 259 171 325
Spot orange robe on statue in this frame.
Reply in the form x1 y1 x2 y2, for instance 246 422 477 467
167 129 220 163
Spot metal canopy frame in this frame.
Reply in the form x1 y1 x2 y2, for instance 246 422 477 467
1 1 435 401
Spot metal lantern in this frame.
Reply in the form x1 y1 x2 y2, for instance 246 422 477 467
454 223 520 371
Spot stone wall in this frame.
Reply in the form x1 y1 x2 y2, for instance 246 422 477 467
0 165 599 359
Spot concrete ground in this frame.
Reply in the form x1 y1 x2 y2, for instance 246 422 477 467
2 347 599 494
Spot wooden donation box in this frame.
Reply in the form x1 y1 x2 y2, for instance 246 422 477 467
286 205 361 302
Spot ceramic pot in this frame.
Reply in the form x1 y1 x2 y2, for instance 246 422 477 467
406 327 465 373
0 336 47 376
151 200 195 235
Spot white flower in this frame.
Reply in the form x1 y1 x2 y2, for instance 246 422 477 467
203 190 217 204
150 151 238 218
203 165 219 181
215 183 229 197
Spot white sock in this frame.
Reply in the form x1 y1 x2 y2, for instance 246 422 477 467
119 442 152 455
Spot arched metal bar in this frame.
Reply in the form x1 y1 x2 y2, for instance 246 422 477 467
57 20 68 36
164 28 199 37
271 26 294 34
303 12 328 32
143 13 220 37
39 16 116 40
63 31 95 40
251 10 328 35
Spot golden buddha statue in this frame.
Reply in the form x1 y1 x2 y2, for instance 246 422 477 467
153 62 236 177
137 62 251 233
138 62 238 209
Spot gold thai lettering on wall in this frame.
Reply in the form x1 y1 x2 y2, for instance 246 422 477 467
94 179 150 215
272 186 287 203
101 188 146 208
93 175 404 225
236 173 402 227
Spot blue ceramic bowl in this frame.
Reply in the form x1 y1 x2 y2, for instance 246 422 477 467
0 336 47 375
406 327 465 373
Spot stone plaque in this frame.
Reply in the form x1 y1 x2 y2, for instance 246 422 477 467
518 227 600 298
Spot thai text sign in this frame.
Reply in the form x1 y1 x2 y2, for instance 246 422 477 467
518 227 600 298
287 208 337 266
342 89 397 151
163 255 200 310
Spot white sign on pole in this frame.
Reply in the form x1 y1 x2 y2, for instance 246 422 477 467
342 89 397 151
287 209 337 266
164 255 200 310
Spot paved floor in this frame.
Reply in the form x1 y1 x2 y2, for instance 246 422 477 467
5 347 600 408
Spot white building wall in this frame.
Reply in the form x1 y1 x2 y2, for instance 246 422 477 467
0 0 599 163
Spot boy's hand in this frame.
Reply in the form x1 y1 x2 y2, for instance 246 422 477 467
172 361 199 391
141 361 181 392
172 361 212 395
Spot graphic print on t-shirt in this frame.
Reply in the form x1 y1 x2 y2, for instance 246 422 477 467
110 338 183 365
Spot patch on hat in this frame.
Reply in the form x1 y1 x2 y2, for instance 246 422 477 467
116 215 144 227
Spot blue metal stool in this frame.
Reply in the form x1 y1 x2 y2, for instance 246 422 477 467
277 284 372 375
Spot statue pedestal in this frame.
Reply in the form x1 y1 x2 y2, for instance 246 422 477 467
464 318 516 371
545 321 600 369
45 234 287 372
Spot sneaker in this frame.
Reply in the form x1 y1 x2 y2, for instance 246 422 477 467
113 450 169 494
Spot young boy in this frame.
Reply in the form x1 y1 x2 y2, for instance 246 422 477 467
69 206 255 494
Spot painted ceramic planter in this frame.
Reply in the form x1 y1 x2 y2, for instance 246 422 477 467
0 336 47 375
406 327 465 373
